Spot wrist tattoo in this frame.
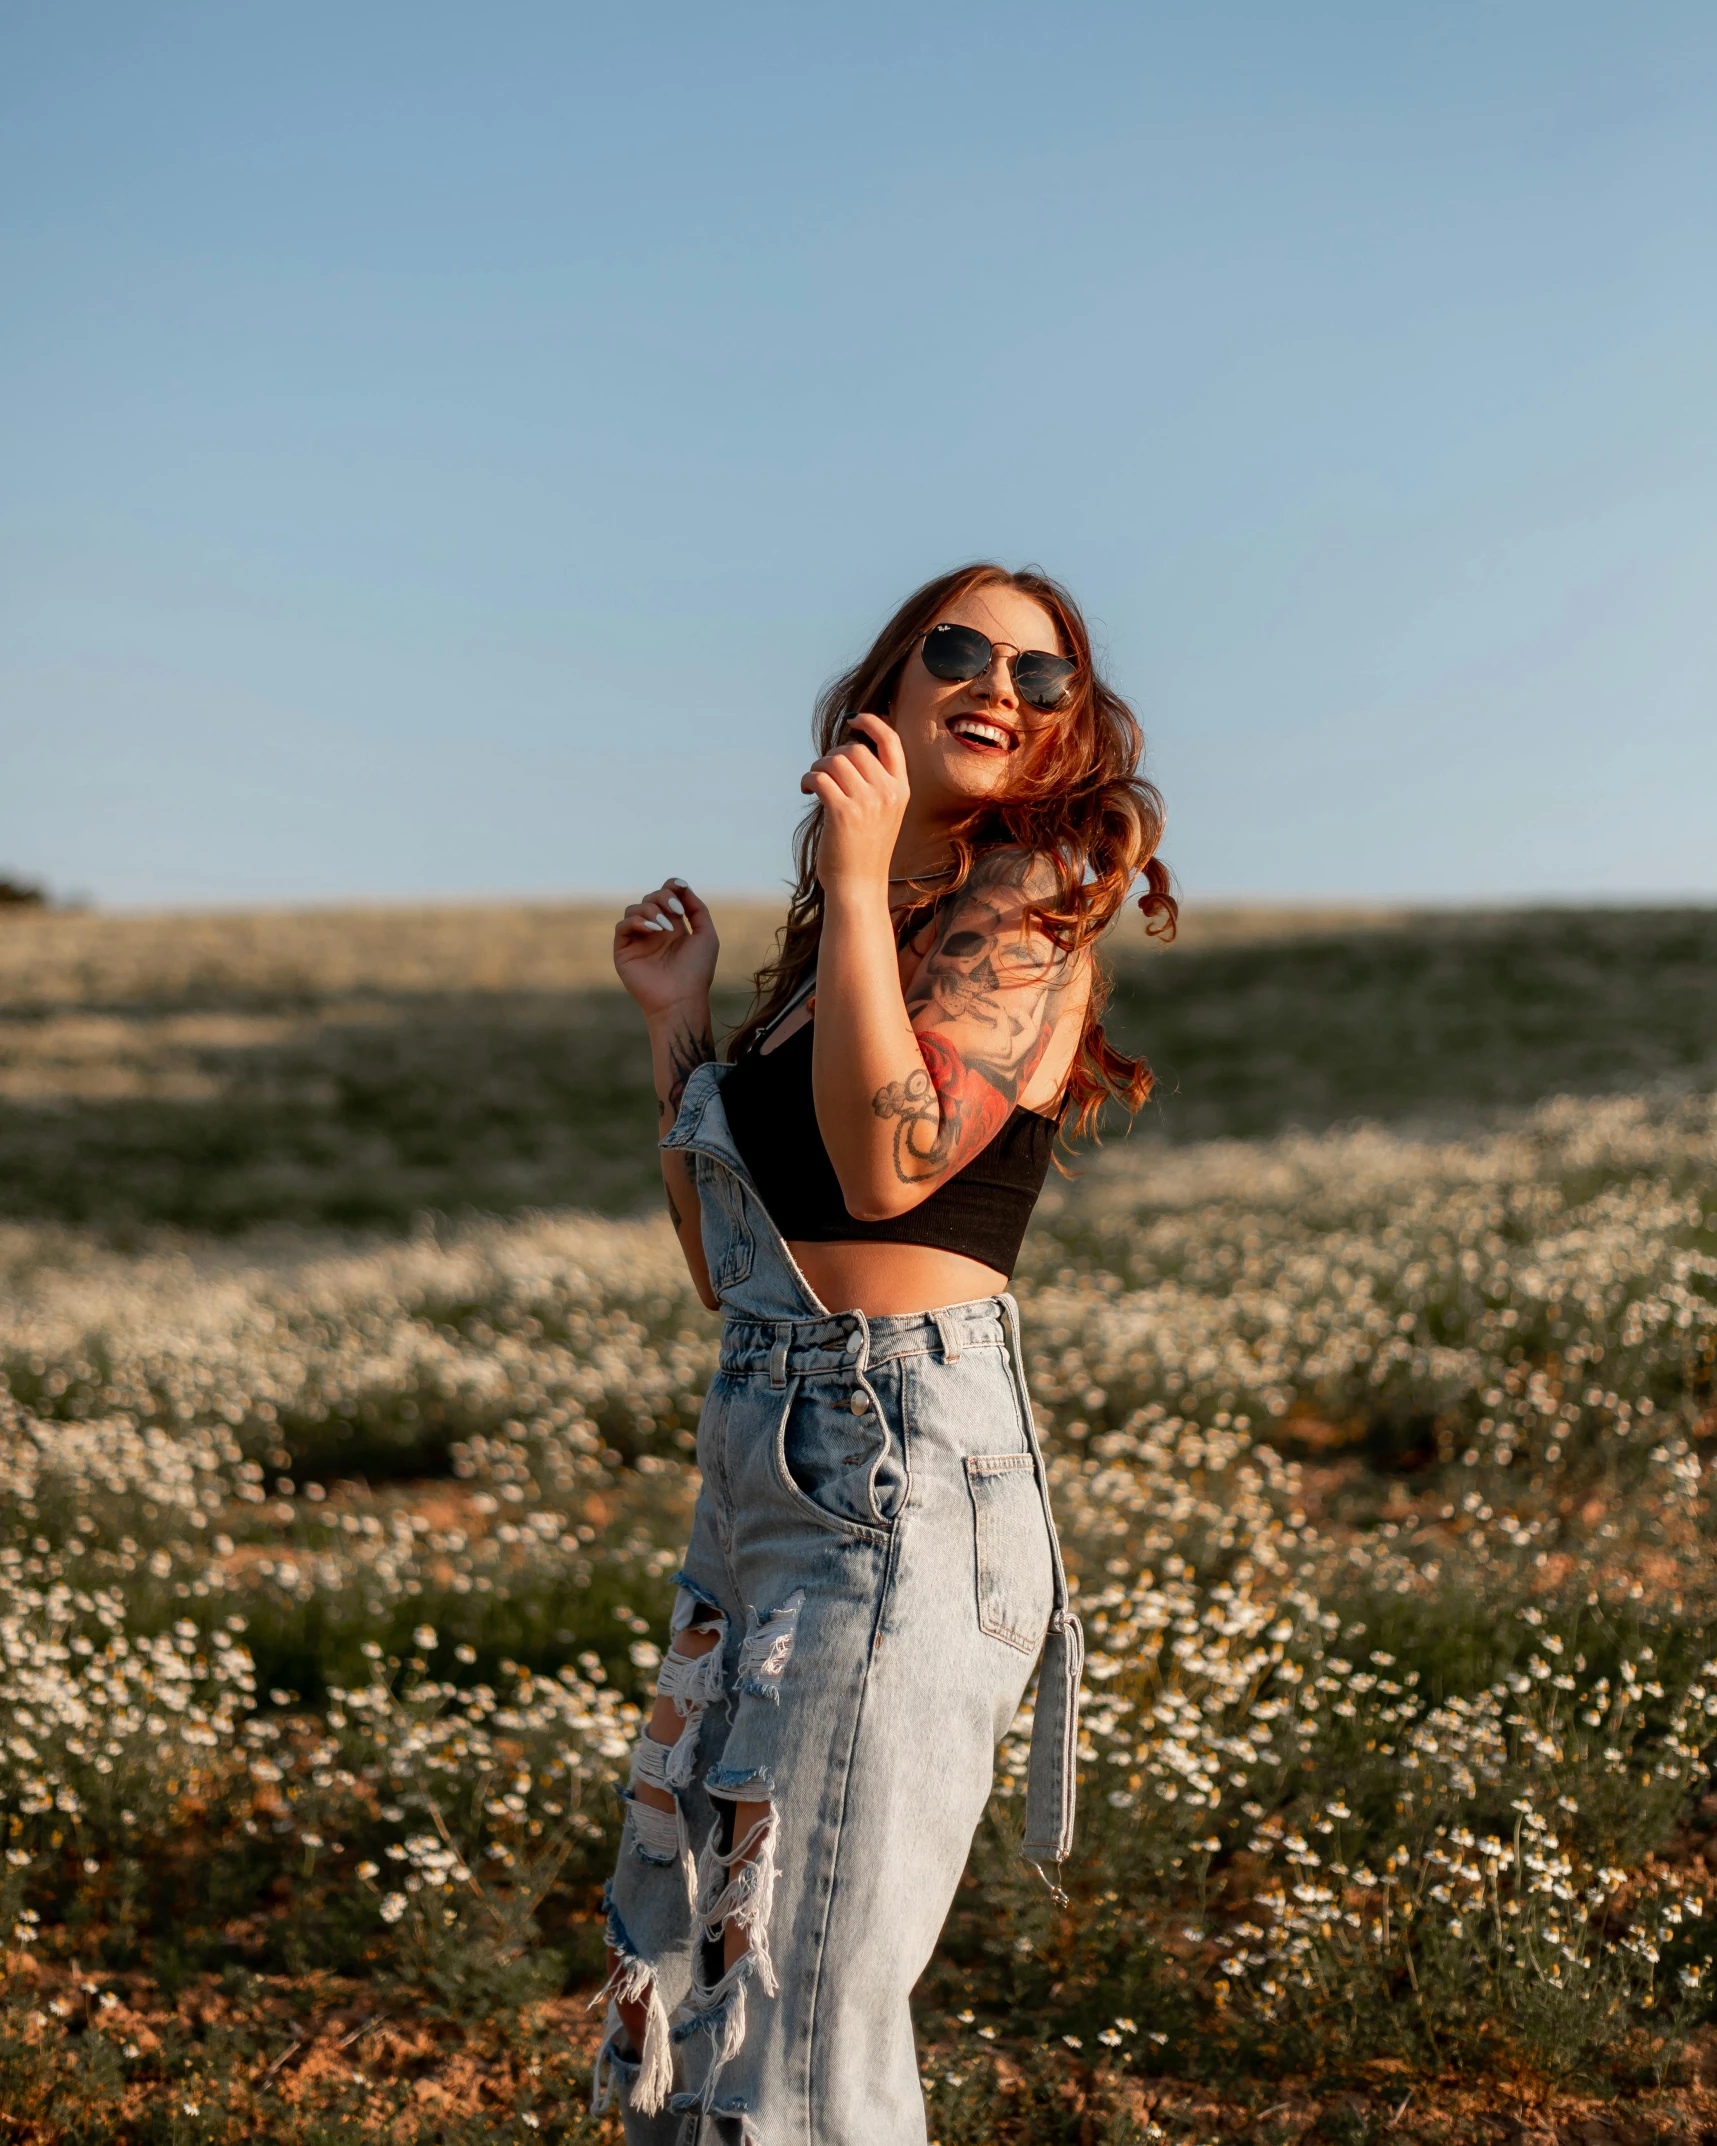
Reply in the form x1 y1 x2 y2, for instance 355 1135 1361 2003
663 1019 716 1116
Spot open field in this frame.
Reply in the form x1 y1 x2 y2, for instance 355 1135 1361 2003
1 903 1716 2140
2 900 1714 1230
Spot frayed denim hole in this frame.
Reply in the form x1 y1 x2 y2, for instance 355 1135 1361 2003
672 1816 778 2131
696 1807 780 1999
601 1881 634 1953
592 1894 675 2117
697 1793 735 1992
705 1762 776 1799
621 1789 682 1868
658 1628 728 1720
669 1569 725 1625
735 1590 803 1705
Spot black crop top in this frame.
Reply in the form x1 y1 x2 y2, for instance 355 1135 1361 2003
720 1022 1055 1279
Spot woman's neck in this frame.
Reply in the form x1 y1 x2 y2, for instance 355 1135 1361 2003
887 808 959 886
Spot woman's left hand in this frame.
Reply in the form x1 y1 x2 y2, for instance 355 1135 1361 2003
800 713 910 896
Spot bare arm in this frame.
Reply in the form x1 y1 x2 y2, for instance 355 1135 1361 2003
803 717 1079 1222
872 852 1080 1193
613 881 719 1310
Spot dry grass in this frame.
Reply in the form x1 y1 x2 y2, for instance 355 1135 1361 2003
3 898 1713 1235
0 899 1412 1234
0 896 1410 1006
10 1963 1717 2143
0 900 791 1005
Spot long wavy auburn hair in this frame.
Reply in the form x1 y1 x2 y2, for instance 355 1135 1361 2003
729 562 1178 1139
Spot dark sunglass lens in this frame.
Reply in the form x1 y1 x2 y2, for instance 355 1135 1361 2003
1013 652 1076 710
921 623 992 682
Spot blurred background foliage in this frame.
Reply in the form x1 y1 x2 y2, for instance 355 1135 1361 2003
1 900 1713 1231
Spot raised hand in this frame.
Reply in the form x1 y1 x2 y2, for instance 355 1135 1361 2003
613 879 719 1019
800 713 910 897
612 882 720 1306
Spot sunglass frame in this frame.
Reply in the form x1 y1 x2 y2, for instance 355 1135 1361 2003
919 623 1077 711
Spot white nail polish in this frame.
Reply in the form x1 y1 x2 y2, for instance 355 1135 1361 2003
667 897 686 916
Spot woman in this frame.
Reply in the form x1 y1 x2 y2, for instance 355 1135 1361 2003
595 563 1174 2145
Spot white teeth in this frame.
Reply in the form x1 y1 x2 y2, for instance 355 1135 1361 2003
949 719 1012 749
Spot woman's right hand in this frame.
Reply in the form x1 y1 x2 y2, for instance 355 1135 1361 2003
613 880 719 1018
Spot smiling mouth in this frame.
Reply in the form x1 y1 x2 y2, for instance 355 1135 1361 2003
946 715 1018 753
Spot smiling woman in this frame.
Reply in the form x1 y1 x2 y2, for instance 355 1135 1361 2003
598 564 1176 2145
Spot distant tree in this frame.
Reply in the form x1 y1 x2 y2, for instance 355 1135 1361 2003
0 874 46 910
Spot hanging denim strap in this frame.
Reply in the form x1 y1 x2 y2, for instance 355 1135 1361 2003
660 1062 830 1324
999 1294 1084 1879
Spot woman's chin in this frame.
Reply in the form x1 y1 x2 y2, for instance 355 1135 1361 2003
918 752 1015 808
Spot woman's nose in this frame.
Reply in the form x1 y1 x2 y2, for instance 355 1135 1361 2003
975 651 1018 707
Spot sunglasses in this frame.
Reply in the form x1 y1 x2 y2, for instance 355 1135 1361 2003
919 621 1077 712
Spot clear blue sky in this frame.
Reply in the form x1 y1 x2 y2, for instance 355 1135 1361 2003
3 2 1714 909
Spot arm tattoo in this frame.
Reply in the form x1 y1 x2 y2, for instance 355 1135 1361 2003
657 1018 711 1232
662 1018 715 1116
872 852 1078 1186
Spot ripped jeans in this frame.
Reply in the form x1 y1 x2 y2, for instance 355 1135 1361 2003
594 1062 1082 2146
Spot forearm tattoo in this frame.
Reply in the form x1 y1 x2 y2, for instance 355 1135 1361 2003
657 1018 712 1232
657 1018 715 1125
872 851 1077 1186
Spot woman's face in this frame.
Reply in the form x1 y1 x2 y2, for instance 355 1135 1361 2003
883 583 1069 819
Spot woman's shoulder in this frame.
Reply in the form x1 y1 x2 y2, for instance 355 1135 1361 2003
957 846 1089 964
962 842 1063 898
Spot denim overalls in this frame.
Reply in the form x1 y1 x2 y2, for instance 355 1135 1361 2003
594 1062 1084 2146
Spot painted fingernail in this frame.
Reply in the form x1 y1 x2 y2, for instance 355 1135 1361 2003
668 877 688 889
667 897 686 916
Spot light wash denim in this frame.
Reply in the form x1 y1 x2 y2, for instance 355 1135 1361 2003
593 1062 1083 2146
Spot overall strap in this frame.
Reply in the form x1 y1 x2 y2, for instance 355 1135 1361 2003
999 1293 1084 1885
661 1062 830 1323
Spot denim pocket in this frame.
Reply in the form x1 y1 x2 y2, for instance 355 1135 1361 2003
965 1452 1054 1652
772 1377 897 1540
